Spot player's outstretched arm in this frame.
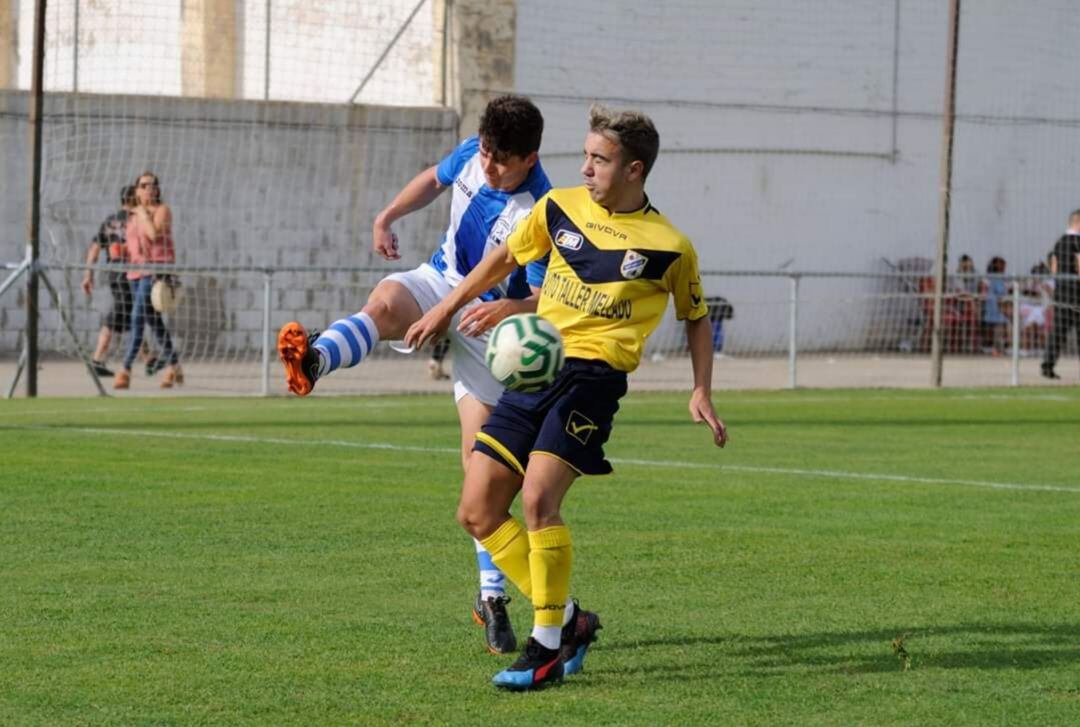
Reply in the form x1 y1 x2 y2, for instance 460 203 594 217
405 242 519 349
686 316 728 448
373 166 444 261
457 291 540 337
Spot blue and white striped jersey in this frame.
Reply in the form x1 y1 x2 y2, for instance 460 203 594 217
430 136 551 300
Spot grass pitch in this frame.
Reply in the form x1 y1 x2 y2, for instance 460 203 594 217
2 388 1079 724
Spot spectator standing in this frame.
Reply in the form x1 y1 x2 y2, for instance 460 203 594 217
1041 210 1080 379
980 256 1009 356
81 185 136 377
115 171 182 389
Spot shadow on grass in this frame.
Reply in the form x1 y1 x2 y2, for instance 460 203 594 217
599 623 1080 679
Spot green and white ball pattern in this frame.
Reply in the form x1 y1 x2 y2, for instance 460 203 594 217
485 313 564 392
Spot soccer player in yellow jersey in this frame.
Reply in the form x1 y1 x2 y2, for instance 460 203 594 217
405 105 728 690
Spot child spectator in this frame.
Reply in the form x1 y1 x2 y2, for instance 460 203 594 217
980 256 1009 356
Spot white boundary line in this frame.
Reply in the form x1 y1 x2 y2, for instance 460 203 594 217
612 458 1080 493
0 400 426 418
6 424 1078 494
3 425 461 455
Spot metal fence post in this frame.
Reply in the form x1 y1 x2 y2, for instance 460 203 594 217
788 274 799 389
1010 276 1020 387
73 0 80 92
261 270 273 396
264 0 272 100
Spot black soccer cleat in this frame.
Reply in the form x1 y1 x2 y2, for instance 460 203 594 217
278 322 322 396
491 637 564 691
473 592 517 654
560 600 602 676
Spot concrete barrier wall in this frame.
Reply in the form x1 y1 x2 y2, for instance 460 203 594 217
510 0 1080 352
0 92 458 354
516 0 1080 277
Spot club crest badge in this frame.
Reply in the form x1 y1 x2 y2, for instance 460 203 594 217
488 217 513 246
620 250 648 279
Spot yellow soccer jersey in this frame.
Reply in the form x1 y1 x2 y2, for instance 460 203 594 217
506 186 708 372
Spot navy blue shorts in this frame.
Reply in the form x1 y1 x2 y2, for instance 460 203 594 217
474 358 628 476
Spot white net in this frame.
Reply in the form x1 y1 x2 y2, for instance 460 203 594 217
0 0 456 394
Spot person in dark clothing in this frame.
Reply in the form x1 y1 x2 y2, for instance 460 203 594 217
81 185 157 376
1041 209 1080 379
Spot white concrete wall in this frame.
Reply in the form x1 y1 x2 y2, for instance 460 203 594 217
516 0 1080 272
512 0 1080 350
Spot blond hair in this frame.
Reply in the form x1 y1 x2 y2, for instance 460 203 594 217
588 105 660 178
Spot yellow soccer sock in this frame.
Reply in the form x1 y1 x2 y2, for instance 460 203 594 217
528 526 573 629
479 518 532 599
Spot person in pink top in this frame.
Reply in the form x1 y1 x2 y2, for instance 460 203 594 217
115 171 182 389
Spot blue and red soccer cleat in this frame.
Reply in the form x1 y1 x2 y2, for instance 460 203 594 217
560 601 602 676
492 637 564 691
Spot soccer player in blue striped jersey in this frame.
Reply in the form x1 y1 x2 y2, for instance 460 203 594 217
277 95 551 655
406 105 728 690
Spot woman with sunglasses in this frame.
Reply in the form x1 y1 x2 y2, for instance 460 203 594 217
115 171 182 389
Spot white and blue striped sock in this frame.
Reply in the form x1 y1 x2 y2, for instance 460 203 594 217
312 311 379 377
475 539 507 601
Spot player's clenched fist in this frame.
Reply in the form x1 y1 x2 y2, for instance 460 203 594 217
373 224 400 261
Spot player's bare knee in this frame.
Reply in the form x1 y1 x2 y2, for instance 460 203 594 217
455 503 478 535
362 279 422 340
520 487 560 531
360 296 394 335
456 502 499 539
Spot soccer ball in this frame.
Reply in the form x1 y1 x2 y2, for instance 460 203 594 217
485 313 564 392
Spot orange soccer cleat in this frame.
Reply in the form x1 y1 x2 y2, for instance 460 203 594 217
277 322 320 396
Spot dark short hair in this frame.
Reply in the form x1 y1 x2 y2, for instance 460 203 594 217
478 95 544 159
120 184 136 206
959 253 972 263
588 105 660 178
987 256 1006 273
